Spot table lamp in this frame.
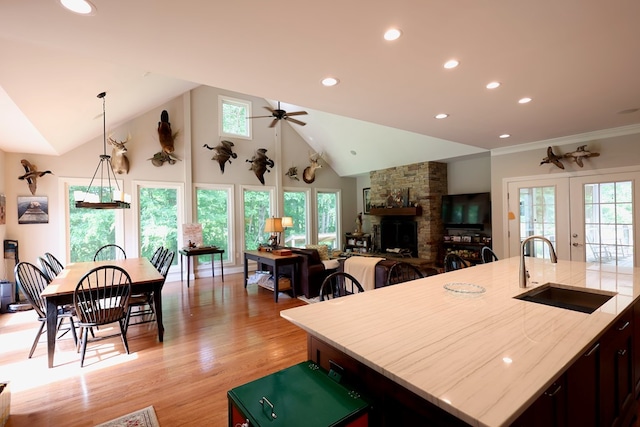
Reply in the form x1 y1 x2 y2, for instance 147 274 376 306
264 217 283 248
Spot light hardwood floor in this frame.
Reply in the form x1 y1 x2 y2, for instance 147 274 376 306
0 272 309 426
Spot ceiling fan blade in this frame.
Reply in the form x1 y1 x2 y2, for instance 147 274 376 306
284 111 307 116
263 106 276 114
268 118 279 128
284 117 306 126
247 115 273 119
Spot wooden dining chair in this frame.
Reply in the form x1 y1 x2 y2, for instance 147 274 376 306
38 256 58 282
150 246 166 270
44 252 65 275
385 261 425 286
444 253 470 272
14 262 78 358
481 246 499 263
93 244 127 261
319 271 364 301
73 265 132 367
126 250 174 331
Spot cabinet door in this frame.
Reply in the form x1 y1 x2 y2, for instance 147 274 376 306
633 301 640 398
566 342 600 427
512 378 567 427
600 311 634 427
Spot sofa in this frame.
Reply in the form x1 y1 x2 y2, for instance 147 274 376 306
287 248 339 298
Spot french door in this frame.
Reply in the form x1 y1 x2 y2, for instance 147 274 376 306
507 171 639 268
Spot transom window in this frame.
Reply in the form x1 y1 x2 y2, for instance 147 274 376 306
219 95 252 140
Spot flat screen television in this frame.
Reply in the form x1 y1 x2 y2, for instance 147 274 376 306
441 192 491 229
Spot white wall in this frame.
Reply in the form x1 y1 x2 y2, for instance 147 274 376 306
490 131 640 258
447 154 491 195
1 86 355 276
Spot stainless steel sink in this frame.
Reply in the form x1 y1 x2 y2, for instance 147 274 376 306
514 283 616 314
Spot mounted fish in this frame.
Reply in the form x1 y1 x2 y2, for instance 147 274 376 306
18 159 52 195
203 140 237 173
107 135 131 174
246 148 274 185
540 146 564 169
285 166 300 181
149 110 180 166
564 145 600 167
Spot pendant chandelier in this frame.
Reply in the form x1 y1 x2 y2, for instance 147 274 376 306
74 92 130 209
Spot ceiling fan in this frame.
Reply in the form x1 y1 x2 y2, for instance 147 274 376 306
249 101 307 128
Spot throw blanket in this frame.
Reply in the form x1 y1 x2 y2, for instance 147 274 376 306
344 256 385 291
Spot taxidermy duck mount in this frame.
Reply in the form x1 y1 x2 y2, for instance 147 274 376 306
149 110 180 166
246 148 274 185
18 159 52 195
540 146 564 169
203 140 237 173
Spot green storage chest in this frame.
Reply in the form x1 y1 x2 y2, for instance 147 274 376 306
228 361 369 426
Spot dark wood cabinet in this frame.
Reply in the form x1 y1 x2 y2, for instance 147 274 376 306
512 378 567 427
566 342 600 427
600 309 636 427
633 302 640 398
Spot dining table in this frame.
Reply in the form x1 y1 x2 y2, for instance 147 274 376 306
40 257 165 368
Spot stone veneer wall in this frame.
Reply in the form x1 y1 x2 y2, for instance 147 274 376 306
366 161 447 263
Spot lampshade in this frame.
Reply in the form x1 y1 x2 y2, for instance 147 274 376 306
75 92 130 209
281 216 293 228
264 217 283 233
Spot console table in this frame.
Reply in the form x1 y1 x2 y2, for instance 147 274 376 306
244 250 300 302
179 246 225 288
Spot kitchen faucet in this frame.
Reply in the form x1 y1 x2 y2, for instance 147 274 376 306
520 235 558 288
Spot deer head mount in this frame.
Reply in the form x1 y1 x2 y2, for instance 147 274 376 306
302 152 323 184
107 135 131 174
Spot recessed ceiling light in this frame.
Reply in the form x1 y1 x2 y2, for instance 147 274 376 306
321 77 339 87
434 113 449 119
518 97 532 104
384 28 402 41
60 0 96 15
444 60 459 69
499 134 511 139
486 82 501 89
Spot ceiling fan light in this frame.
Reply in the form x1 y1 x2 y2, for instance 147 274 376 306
321 77 339 87
60 0 96 15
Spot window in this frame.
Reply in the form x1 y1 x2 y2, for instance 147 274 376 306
283 189 310 247
136 182 184 266
316 190 340 250
196 185 234 263
519 186 556 258
63 178 125 262
242 186 275 250
219 95 252 140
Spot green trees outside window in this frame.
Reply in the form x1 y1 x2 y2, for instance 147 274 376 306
243 189 272 250
283 191 308 247
139 187 178 264
317 191 339 250
196 187 231 261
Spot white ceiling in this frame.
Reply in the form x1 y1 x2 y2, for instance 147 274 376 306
0 1 639 176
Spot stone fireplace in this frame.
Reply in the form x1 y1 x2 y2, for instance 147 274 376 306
365 161 447 263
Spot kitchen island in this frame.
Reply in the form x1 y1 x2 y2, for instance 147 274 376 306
280 257 640 426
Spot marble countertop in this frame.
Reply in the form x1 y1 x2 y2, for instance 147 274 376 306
280 257 640 427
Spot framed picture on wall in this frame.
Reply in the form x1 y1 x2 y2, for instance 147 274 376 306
17 196 49 224
363 188 371 214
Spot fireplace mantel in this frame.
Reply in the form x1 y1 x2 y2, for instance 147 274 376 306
369 206 422 216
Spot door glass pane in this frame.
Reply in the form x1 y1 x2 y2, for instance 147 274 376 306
519 186 556 258
283 191 307 247
69 185 117 262
584 181 634 266
317 191 338 250
197 188 231 262
243 189 271 250
139 187 178 264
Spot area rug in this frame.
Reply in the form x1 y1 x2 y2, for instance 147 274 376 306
94 405 160 427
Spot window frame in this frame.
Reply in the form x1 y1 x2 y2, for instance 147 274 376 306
218 95 252 140
283 187 311 248
241 185 276 250
314 188 342 250
195 183 235 265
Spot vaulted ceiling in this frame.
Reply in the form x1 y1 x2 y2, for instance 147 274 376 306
0 1 639 176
